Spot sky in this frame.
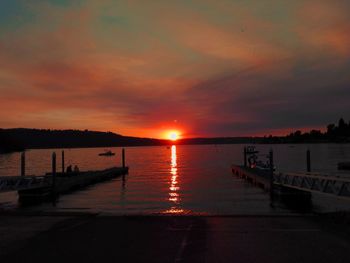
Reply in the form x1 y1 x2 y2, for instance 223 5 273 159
0 0 349 138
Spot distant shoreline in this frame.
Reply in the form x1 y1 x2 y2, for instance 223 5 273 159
1 125 349 153
3 142 348 154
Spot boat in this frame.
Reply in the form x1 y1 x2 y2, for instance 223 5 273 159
246 146 259 154
98 150 115 156
255 160 276 171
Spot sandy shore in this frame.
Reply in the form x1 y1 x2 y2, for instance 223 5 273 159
1 212 350 263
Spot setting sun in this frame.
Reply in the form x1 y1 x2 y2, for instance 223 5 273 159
168 131 180 141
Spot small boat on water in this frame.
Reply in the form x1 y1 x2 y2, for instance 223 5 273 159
98 150 115 156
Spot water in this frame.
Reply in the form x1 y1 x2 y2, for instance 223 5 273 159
1 144 350 214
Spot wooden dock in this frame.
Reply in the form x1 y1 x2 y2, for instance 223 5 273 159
232 164 350 200
18 166 129 202
231 165 272 191
0 175 49 193
236 146 350 200
1 149 129 203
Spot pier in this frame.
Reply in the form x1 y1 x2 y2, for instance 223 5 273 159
232 165 350 198
0 175 49 193
0 149 129 202
233 147 350 201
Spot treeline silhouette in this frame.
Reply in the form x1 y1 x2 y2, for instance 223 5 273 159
0 118 349 152
0 128 259 153
262 118 350 143
0 128 168 153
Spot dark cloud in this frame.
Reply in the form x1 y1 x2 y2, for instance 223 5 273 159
186 58 350 135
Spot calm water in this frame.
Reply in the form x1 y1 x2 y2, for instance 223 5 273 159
1 144 350 214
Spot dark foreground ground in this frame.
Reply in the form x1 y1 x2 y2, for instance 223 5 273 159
1 213 350 263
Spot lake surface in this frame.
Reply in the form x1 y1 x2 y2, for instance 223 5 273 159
1 144 350 214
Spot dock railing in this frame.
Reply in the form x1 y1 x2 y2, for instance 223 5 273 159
234 146 350 199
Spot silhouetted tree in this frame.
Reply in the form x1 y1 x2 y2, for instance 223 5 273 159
336 118 349 137
338 118 346 129
310 130 322 137
294 130 302 137
327 124 335 134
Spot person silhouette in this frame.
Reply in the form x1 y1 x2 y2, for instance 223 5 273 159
74 165 80 173
66 165 72 173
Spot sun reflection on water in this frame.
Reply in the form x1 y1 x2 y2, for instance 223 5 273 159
164 145 184 214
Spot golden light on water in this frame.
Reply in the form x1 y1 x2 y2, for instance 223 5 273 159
164 145 184 214
169 145 179 202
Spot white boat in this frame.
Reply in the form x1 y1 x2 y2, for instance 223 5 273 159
98 150 115 156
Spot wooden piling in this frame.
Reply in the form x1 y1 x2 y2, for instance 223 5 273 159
21 152 25 177
122 148 125 168
62 150 65 173
306 149 311 172
243 147 247 167
269 149 274 198
52 152 56 201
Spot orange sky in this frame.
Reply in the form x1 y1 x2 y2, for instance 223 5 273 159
0 0 349 139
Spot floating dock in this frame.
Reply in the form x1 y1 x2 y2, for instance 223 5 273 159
231 165 272 191
0 149 129 203
232 163 350 211
233 164 350 198
232 164 312 209
236 147 350 200
18 166 128 203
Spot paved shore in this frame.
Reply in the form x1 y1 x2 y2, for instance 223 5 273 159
1 213 350 263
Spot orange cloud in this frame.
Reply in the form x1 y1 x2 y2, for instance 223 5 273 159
296 1 350 56
0 1 349 137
